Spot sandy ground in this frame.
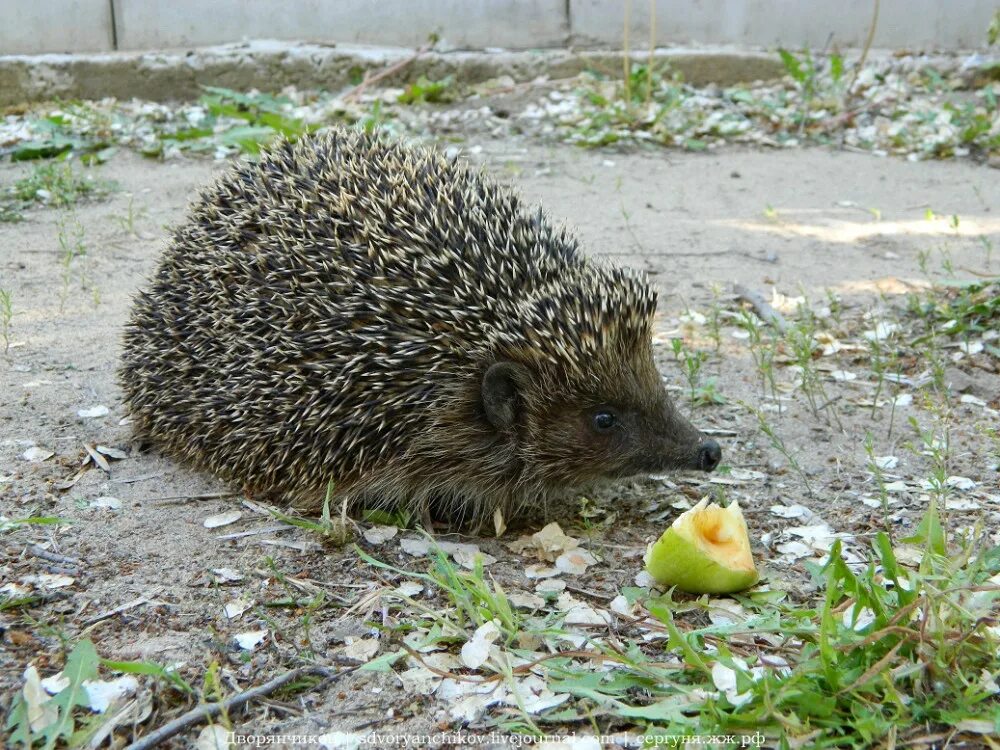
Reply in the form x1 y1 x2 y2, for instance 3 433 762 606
1 141 998 743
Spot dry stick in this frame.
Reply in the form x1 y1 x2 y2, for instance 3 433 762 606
343 43 432 102
645 0 656 108
149 491 240 505
732 283 789 334
958 265 1000 278
622 0 632 106
125 665 348 750
845 0 881 99
82 595 152 627
26 544 80 566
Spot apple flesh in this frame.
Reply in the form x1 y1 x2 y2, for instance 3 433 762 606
644 498 759 594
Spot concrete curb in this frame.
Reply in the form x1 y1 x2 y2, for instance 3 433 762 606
0 41 787 106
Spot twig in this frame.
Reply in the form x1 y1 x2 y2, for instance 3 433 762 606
148 491 239 505
958 266 1000 279
343 44 432 102
125 665 348 750
622 0 632 106
26 545 80 566
701 427 739 437
732 283 789 334
846 0 881 97
83 595 153 627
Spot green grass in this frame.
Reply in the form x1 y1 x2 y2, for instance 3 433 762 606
1 161 116 221
397 76 456 105
6 640 193 748
350 505 999 746
142 86 319 158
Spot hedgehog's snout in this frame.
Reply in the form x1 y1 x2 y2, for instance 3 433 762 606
697 439 722 472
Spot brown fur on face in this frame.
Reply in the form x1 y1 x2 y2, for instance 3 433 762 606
495 331 708 491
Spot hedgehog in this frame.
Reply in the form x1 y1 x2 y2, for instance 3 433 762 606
119 128 721 525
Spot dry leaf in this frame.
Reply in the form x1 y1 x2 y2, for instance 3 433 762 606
233 630 267 651
78 405 110 419
203 510 242 528
22 446 54 462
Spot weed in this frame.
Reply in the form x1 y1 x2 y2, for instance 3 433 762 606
642 507 1000 744
787 300 841 427
6 639 100 747
349 506 1000 745
5 639 191 746
357 540 521 642
706 285 724 351
980 234 994 268
742 400 813 495
690 378 727 406
863 432 891 528
0 289 12 353
114 194 147 236
738 309 780 404
56 213 87 311
269 482 354 546
261 557 330 658
907 415 952 511
824 288 844 327
398 76 455 105
777 48 820 133
0 199 23 223
619 200 646 252
358 100 390 135
13 161 114 209
670 338 705 400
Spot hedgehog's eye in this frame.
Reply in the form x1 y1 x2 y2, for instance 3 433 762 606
592 411 617 432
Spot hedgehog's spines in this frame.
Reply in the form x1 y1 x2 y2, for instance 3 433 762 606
119 127 661 521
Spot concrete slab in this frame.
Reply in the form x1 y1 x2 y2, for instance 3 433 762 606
1 0 113 54
0 42 786 106
113 0 569 51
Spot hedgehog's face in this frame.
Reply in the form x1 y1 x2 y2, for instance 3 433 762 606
481 359 721 486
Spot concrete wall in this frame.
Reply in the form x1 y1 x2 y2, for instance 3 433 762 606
112 0 569 52
1 0 996 55
2 0 113 54
573 0 1000 50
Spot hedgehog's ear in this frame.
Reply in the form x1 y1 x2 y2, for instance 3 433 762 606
482 361 527 430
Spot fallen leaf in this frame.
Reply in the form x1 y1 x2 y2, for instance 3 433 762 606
395 581 423 597
460 621 501 669
195 725 230 750
223 598 253 619
233 630 267 651
22 666 58 733
555 549 597 575
362 525 398 544
209 568 244 583
78 405 110 419
508 522 579 561
89 496 122 510
84 676 138 712
96 445 128 459
342 637 379 663
204 511 242 528
27 574 74 589
83 443 112 472
22 446 54 462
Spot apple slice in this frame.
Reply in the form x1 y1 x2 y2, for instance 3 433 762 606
644 498 759 594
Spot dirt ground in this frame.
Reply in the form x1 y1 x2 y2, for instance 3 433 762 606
1 140 999 745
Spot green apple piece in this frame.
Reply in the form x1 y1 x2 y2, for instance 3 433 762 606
644 498 759 594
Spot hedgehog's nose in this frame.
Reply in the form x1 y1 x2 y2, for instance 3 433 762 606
697 440 722 472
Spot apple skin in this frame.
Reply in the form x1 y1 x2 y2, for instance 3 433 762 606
644 499 760 595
